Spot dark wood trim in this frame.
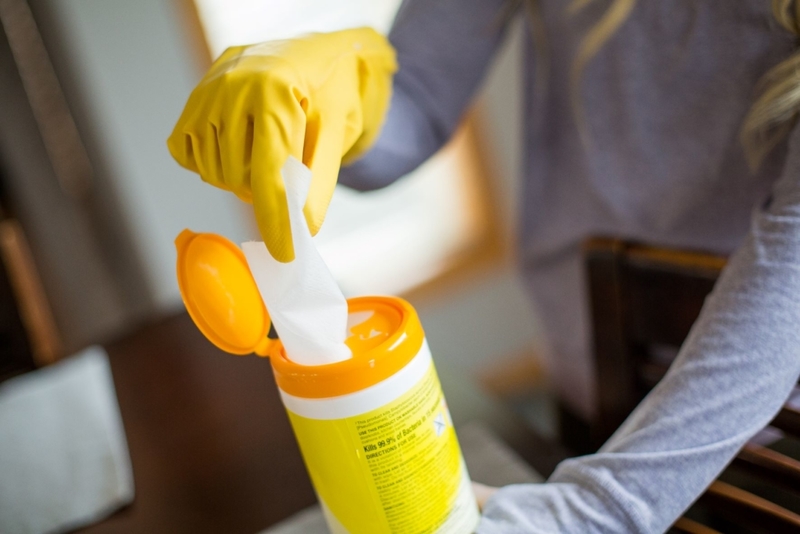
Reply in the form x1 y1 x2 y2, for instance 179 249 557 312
584 238 639 447
772 405 800 439
0 219 62 364
670 516 721 534
699 481 800 534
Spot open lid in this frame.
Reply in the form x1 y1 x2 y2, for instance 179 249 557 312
175 229 278 357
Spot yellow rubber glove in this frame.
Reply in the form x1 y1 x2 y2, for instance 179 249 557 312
167 28 397 262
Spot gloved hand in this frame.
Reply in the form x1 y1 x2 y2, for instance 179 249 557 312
167 28 397 262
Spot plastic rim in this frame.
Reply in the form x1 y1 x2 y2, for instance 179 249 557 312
271 296 426 399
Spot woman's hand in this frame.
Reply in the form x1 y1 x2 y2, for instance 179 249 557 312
167 28 396 262
472 482 499 511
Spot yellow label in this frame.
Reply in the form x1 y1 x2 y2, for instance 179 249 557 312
287 361 473 533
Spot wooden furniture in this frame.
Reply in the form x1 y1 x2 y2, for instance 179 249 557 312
74 312 558 533
76 314 316 533
0 188 60 379
0 217 62 369
0 215 35 381
584 237 800 534
1 0 150 357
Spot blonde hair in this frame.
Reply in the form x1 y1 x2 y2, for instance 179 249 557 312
531 0 800 169
742 1 800 168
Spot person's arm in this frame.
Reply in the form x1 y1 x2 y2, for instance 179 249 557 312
479 130 800 533
339 0 512 191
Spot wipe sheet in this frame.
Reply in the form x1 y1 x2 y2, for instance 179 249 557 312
242 157 351 366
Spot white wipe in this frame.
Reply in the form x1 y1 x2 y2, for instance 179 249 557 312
242 156 351 366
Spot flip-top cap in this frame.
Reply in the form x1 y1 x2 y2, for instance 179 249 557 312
175 229 277 356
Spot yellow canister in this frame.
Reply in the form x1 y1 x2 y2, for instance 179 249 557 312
175 230 480 534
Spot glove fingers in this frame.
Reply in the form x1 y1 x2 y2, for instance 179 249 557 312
166 126 200 174
168 109 226 191
251 114 296 263
302 110 348 237
168 77 220 179
342 53 396 164
217 107 255 203
201 121 226 189
184 129 218 188
167 98 204 175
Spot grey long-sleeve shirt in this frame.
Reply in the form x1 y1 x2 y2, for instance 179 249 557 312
340 0 800 532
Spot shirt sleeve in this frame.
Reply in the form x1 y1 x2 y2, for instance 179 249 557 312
479 126 800 533
338 0 512 191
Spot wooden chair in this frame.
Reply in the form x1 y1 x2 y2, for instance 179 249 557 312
584 237 800 534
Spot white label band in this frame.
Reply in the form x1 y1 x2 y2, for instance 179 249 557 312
279 340 432 420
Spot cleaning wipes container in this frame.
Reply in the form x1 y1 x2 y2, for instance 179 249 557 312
175 230 480 534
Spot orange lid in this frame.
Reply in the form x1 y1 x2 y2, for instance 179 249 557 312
271 296 425 399
175 229 278 357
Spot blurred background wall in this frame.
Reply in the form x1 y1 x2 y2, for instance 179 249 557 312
2 0 543 381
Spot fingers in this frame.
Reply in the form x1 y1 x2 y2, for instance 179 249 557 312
169 56 329 263
472 482 499 512
167 101 202 174
250 108 304 263
169 81 243 197
202 121 226 188
166 125 200 174
177 123 226 191
252 161 293 262
302 107 349 237
342 53 396 164
167 90 226 189
217 86 258 202
168 42 242 180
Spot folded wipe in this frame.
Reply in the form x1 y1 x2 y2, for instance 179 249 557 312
242 157 351 366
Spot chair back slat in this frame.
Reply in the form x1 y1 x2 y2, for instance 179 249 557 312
734 443 800 493
772 406 800 439
699 481 800 534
